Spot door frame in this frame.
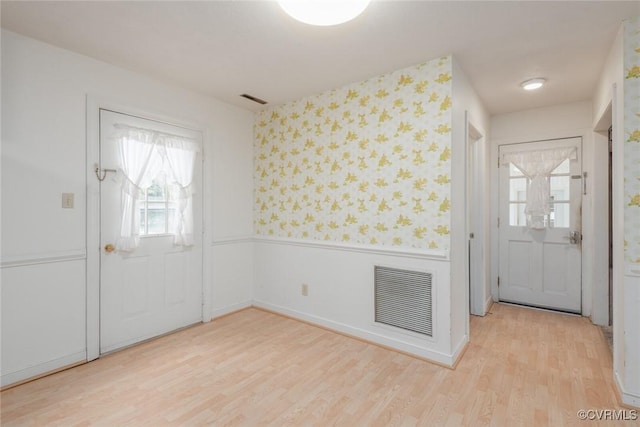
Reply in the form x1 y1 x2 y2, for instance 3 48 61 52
466 116 489 316
593 102 613 327
86 95 210 361
497 137 583 312
491 130 595 315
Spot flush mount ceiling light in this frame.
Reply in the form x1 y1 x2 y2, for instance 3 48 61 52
278 0 371 26
520 78 546 91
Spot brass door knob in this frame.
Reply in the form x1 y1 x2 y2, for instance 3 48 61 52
104 243 116 253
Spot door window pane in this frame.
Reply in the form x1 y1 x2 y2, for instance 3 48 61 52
139 207 146 234
509 177 527 201
138 174 177 236
550 176 569 202
506 161 574 228
147 180 165 201
509 163 524 177
509 203 526 226
549 202 570 228
508 163 528 226
147 202 167 234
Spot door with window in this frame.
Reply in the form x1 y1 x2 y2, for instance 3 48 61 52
99 109 203 353
498 137 582 313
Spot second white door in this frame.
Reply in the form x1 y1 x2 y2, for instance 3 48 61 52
498 137 582 313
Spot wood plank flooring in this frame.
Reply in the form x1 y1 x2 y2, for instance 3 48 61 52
0 304 632 426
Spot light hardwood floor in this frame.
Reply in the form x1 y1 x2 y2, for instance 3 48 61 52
1 304 633 426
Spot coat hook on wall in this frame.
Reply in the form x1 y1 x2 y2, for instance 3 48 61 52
95 165 117 182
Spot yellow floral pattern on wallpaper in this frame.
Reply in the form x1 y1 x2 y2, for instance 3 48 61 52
254 57 452 250
625 17 640 264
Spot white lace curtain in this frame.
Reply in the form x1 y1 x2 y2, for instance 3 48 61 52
502 147 576 229
113 124 199 251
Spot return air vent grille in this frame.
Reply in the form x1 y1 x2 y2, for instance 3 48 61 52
374 266 432 336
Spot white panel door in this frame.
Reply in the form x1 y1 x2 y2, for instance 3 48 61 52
99 109 203 353
498 137 582 313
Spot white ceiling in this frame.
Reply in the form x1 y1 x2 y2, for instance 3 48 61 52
1 1 638 114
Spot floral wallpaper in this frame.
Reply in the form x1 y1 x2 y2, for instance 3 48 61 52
625 17 640 264
254 57 453 250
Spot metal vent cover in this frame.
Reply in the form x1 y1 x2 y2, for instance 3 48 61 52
374 266 432 336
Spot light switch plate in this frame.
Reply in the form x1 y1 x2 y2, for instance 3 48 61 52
62 193 74 209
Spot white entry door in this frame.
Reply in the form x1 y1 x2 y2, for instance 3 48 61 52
498 137 582 313
99 109 203 353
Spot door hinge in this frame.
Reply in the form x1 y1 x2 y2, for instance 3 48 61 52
497 276 500 287
497 217 500 228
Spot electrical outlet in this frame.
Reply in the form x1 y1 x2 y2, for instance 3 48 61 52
62 193 74 209
301 283 309 296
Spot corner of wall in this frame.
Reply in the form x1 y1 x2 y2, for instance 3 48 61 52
450 56 491 339
251 56 460 365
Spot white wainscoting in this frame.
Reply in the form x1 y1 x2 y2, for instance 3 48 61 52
253 238 458 367
1 258 87 387
617 274 640 408
211 237 254 320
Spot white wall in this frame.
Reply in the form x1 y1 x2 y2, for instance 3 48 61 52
1 30 255 386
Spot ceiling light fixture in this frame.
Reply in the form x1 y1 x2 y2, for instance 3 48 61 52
520 78 546 91
278 0 371 26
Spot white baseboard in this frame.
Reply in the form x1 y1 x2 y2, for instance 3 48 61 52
1 351 86 388
451 333 469 366
616 371 640 408
485 297 494 314
211 300 253 319
252 299 456 367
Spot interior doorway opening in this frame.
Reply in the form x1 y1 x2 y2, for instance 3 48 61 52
592 101 613 332
466 118 488 317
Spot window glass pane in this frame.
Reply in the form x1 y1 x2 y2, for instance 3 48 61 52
147 202 167 234
509 163 524 177
147 178 165 201
552 159 570 174
550 176 570 201
549 203 570 228
167 184 179 202
509 203 526 226
509 177 527 201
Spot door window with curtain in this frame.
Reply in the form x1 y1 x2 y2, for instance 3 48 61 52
112 124 200 251
139 175 178 236
502 146 576 230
